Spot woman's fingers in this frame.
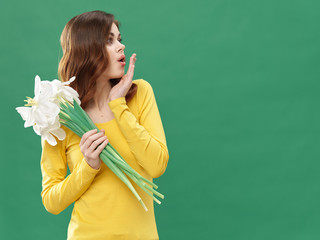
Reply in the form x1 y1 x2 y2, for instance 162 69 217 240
89 135 108 152
126 53 136 81
92 139 109 158
79 128 108 167
81 130 105 151
131 53 136 66
80 129 97 146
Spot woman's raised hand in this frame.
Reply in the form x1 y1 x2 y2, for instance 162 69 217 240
108 53 137 102
80 129 109 170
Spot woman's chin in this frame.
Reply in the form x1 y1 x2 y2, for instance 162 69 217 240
116 71 125 78
109 69 125 79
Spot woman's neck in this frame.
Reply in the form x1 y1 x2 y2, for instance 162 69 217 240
86 79 112 112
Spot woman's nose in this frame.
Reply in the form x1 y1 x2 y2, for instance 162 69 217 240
118 42 125 52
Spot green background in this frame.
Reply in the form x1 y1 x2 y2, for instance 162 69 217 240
1 0 320 239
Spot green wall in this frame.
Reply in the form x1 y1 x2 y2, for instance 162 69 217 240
2 0 320 239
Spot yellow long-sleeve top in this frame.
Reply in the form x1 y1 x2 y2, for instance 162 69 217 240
40 79 169 240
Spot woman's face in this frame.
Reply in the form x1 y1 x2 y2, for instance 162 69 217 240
104 22 126 79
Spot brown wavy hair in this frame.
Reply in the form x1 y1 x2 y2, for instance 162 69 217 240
58 10 137 109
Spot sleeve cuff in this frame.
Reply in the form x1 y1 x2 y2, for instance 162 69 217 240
81 157 101 174
108 97 126 109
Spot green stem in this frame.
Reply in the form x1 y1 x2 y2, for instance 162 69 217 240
124 170 162 205
101 149 164 204
72 99 98 130
104 146 159 189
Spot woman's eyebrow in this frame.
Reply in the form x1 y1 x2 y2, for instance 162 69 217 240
109 32 121 38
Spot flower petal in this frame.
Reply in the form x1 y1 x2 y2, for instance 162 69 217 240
33 123 41 136
42 132 57 146
38 101 60 117
34 75 40 97
50 128 66 141
16 106 30 121
39 81 56 101
25 108 36 127
63 76 76 85
58 86 81 104
33 108 49 127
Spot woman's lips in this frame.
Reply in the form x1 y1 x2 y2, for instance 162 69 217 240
119 61 126 66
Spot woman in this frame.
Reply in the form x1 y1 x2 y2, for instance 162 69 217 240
40 10 169 239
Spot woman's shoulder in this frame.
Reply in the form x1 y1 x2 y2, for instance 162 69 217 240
133 78 152 89
132 78 153 99
60 124 73 135
61 124 81 139
131 79 154 108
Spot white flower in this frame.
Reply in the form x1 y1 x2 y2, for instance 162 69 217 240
16 75 80 146
52 76 81 105
16 75 60 128
35 116 66 146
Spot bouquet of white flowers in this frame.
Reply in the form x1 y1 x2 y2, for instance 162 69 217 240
16 75 164 211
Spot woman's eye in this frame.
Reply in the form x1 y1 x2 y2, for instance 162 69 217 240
107 38 123 44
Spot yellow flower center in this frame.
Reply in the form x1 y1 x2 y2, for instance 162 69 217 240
24 96 38 107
